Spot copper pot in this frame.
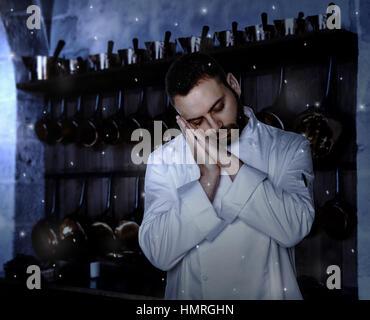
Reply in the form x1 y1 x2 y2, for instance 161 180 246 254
31 179 60 261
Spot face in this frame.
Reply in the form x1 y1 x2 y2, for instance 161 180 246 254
173 73 242 144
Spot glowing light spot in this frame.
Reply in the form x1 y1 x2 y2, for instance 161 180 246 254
272 5 276 10
19 231 25 238
70 161 74 166
196 245 199 248
135 17 139 22
201 7 208 14
315 101 320 107
90 5 93 9
94 36 98 40
174 22 178 27
284 79 288 84
326 190 330 195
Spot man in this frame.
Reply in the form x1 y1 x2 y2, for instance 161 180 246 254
138 52 315 299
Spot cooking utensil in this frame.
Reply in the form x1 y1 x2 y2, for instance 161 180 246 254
69 56 88 74
118 38 147 66
255 67 285 130
58 179 89 260
274 18 295 38
216 21 245 47
294 12 307 35
22 40 67 80
59 96 83 145
31 179 60 261
178 36 201 54
199 25 214 51
306 14 326 32
99 91 123 145
114 177 140 252
76 94 102 148
89 40 121 71
145 31 177 60
261 13 276 40
125 89 152 144
318 168 356 240
34 97 63 145
88 176 118 257
292 56 343 160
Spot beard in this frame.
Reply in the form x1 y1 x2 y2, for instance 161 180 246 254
216 94 247 146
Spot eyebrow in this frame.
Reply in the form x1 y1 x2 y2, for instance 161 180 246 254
186 96 224 122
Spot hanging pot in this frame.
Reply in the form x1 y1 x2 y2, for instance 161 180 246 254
292 56 343 161
31 179 60 261
255 66 285 130
125 89 152 144
114 177 141 252
34 97 63 145
318 167 356 240
76 94 103 148
58 179 89 260
99 91 123 145
59 96 83 145
88 176 119 257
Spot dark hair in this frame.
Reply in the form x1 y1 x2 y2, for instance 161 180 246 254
165 52 238 106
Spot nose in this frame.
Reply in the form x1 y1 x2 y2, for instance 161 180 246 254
204 114 222 132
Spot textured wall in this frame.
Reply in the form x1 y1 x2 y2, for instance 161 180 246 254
0 18 16 274
355 0 370 300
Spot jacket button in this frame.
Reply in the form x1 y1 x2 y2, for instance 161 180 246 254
202 275 208 281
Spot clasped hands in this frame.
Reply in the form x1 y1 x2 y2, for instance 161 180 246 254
176 115 243 181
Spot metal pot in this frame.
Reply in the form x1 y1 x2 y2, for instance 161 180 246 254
318 168 356 240
292 56 343 161
34 97 63 145
114 177 141 252
58 179 89 260
59 96 83 145
88 176 118 257
89 40 121 71
145 31 177 60
22 40 67 80
76 94 102 148
118 38 147 66
31 179 60 261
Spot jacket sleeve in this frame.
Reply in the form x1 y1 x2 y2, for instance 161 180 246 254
219 137 315 248
138 153 226 271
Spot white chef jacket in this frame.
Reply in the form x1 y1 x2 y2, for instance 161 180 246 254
138 106 315 300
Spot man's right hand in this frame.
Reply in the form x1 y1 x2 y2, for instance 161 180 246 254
177 116 220 202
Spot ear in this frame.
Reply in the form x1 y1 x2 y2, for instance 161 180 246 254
226 73 241 97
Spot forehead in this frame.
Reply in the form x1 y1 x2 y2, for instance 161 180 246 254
174 77 224 118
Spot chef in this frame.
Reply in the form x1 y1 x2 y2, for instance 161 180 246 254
138 52 315 299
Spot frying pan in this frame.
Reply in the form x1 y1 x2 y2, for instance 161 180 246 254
114 177 140 252
318 167 356 240
255 67 285 130
58 179 89 260
60 96 83 145
292 56 343 161
125 89 152 144
31 179 60 261
34 97 63 145
76 94 102 148
99 91 122 145
88 176 118 257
